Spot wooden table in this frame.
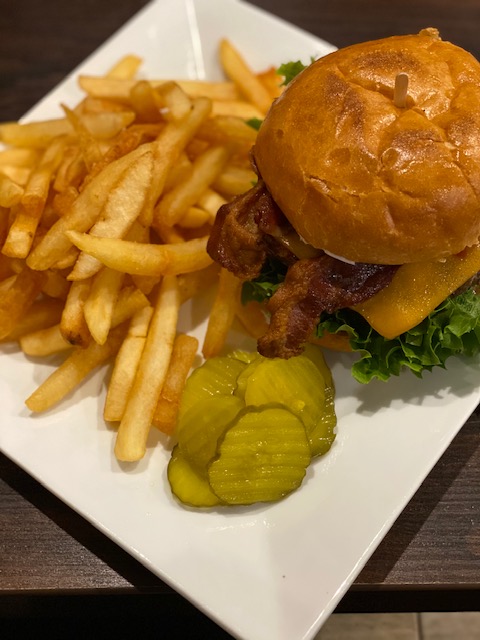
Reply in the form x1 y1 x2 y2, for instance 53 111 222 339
1 0 479 637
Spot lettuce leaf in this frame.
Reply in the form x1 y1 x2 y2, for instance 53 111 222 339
241 258 287 304
242 269 480 383
320 290 480 383
277 60 308 85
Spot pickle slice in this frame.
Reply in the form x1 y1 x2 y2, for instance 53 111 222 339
240 356 329 452
179 355 247 419
228 350 259 365
310 382 336 456
168 445 221 508
177 395 244 474
302 345 337 456
234 356 264 401
208 405 311 505
303 343 334 387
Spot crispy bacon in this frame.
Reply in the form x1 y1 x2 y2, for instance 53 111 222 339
207 180 399 359
207 180 296 279
258 256 398 358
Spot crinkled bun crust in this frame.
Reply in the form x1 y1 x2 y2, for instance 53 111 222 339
254 29 480 264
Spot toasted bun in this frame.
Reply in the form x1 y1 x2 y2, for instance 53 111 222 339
254 29 480 264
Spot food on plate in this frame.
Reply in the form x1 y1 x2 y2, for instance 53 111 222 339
207 29 480 382
168 347 336 507
0 41 289 464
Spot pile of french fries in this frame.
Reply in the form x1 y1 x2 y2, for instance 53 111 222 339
0 40 281 462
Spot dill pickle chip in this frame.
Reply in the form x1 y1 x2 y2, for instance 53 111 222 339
178 395 244 474
241 355 336 457
228 350 259 365
241 355 327 445
179 355 247 419
302 345 337 456
168 445 221 508
303 343 334 387
310 382 336 456
208 405 311 505
234 356 264 401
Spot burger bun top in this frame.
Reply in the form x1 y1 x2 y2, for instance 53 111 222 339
254 28 480 264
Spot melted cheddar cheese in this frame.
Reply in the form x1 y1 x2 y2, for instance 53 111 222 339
353 245 480 339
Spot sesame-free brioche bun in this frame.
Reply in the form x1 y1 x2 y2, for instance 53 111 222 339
254 28 480 264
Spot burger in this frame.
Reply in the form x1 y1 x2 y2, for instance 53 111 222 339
207 28 480 383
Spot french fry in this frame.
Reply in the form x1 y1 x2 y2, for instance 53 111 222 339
2 136 67 258
63 106 103 171
41 269 71 300
25 325 126 413
26 144 152 271
52 146 85 192
60 278 91 347
110 285 150 326
257 66 284 99
0 119 72 148
0 251 13 281
0 267 46 340
213 164 257 196
68 150 154 280
130 80 162 123
82 110 136 139
219 39 273 114
0 166 31 186
177 263 219 304
152 333 199 435
20 324 72 357
103 304 153 422
154 144 230 227
83 267 125 345
0 297 64 342
235 299 269 340
211 100 264 119
178 206 211 228
106 54 143 80
0 147 40 168
114 275 180 462
202 268 242 358
66 231 213 277
78 76 240 102
32 287 150 356
0 173 24 207
195 188 228 218
155 81 192 122
163 152 192 192
142 96 212 226
197 114 258 146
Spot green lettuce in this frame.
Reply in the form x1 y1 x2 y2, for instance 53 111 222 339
242 269 480 383
277 60 308 85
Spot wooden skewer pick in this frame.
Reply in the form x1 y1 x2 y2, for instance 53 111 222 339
394 72 409 108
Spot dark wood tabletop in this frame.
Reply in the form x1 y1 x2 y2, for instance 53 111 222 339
1 0 479 637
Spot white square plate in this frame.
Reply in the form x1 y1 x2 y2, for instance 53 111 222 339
1 1 479 639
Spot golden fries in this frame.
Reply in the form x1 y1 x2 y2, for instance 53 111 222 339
202 268 243 358
219 39 273 114
0 267 46 340
26 325 126 412
66 231 213 277
104 304 153 422
67 150 154 280
1 41 274 469
152 333 199 435
114 275 180 461
0 173 24 207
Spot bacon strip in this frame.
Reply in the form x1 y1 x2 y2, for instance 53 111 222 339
207 179 399 359
207 180 296 280
258 256 398 358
